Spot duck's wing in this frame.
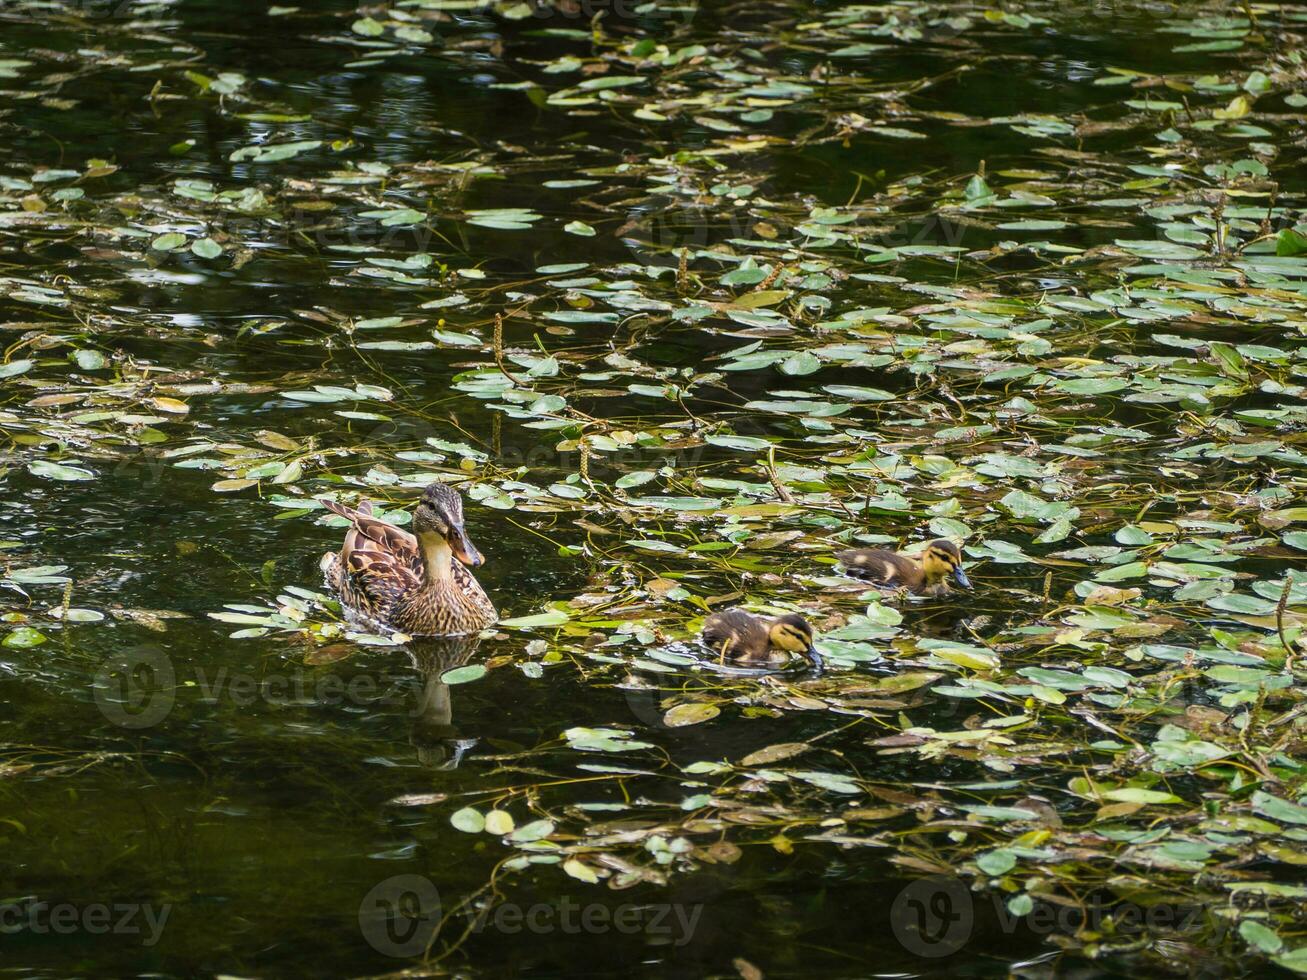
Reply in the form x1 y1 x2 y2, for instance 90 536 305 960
836 548 920 588
320 498 423 609
701 608 768 657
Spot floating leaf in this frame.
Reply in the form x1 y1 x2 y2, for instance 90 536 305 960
450 807 485 833
499 610 569 628
742 743 809 766
440 664 487 685
3 627 47 648
28 461 94 482
663 703 720 728
509 819 556 843
563 727 654 753
1101 788 1183 805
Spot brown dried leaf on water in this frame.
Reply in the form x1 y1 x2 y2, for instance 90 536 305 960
785 695 827 711
1095 801 1145 821
149 396 190 414
255 429 301 451
1012 797 1063 829
1081 585 1143 605
741 742 810 766
109 607 188 631
890 855 956 876
841 806 905 822
743 530 806 550
302 643 355 665
387 793 449 807
696 840 742 864
828 672 943 696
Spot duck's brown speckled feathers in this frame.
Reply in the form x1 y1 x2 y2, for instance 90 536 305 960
837 548 923 588
320 496 497 636
701 608 772 662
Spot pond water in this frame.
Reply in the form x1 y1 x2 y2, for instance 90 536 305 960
2 1 1307 976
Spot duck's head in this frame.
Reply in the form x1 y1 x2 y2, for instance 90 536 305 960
922 539 969 589
413 483 483 567
768 613 817 656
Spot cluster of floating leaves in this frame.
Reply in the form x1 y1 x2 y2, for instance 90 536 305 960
3 0 1307 971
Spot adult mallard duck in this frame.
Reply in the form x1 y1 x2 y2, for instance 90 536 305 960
701 608 820 668
319 482 497 636
836 538 971 596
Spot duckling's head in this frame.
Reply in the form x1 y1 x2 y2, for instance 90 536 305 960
768 613 817 655
921 539 969 589
413 483 483 567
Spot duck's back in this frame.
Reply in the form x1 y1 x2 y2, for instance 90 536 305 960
320 498 423 623
836 548 925 589
702 608 770 659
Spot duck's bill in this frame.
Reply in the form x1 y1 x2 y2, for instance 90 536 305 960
447 525 484 567
952 567 972 589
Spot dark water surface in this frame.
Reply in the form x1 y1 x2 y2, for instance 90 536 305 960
2 1 1306 977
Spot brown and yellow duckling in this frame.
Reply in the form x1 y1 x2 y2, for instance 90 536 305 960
836 538 971 596
700 609 820 669
319 482 497 636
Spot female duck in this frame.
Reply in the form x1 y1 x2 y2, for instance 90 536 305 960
836 539 971 596
701 609 819 667
320 482 497 636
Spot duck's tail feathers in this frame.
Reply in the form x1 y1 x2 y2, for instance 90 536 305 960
318 497 373 523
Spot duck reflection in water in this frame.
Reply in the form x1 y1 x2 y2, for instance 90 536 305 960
406 635 483 770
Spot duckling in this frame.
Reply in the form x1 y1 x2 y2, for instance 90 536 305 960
319 482 497 636
836 538 971 596
700 609 819 668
